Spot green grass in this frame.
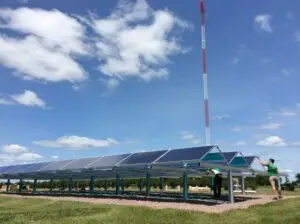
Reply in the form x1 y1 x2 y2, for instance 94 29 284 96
1 196 300 224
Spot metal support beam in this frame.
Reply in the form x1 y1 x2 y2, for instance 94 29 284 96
241 176 245 196
6 179 10 193
146 172 151 197
90 176 94 193
210 176 214 194
68 177 73 193
49 178 53 192
159 177 164 192
138 177 142 192
18 179 23 193
104 179 108 192
227 170 234 203
183 172 188 200
121 179 125 194
116 173 120 195
33 178 37 193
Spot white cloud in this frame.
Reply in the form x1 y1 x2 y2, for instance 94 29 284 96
18 0 29 4
51 155 59 159
231 126 242 132
212 114 230 121
2 144 28 154
232 57 240 65
281 109 297 117
81 0 191 83
260 122 283 130
292 142 300 146
281 68 293 77
256 136 287 147
180 131 201 145
286 11 294 20
0 7 88 83
235 141 247 146
296 103 300 109
107 79 120 89
255 14 272 33
33 135 119 149
0 90 47 108
0 144 43 165
11 90 46 108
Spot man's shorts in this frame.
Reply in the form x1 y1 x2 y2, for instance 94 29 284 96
269 176 281 190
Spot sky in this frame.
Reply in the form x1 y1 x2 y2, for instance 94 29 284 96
0 0 299 178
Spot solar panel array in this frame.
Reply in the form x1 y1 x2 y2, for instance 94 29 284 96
0 146 258 179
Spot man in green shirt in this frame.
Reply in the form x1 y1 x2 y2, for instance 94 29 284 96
259 158 282 200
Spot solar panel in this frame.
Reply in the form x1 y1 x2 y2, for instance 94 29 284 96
0 166 13 173
244 156 256 165
120 150 167 165
222 152 238 163
39 160 75 171
201 152 225 163
156 146 213 163
61 157 101 170
230 157 248 167
3 164 36 174
87 154 130 169
21 162 51 173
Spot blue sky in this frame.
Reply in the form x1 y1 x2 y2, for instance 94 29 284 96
0 0 299 177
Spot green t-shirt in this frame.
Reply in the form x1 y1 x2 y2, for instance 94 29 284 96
267 163 278 176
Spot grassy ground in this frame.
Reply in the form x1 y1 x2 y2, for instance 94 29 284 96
1 195 300 224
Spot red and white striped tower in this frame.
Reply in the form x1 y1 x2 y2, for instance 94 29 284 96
200 0 211 146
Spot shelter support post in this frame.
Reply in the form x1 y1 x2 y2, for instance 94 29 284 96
6 179 10 193
104 179 108 192
146 172 151 197
89 176 94 193
210 176 214 194
18 179 23 193
227 170 234 203
49 178 53 192
116 173 120 195
138 177 142 192
241 176 245 196
159 177 164 193
183 172 188 200
33 178 37 193
121 179 125 194
68 177 73 193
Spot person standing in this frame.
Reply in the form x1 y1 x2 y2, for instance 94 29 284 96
207 168 222 198
259 158 282 200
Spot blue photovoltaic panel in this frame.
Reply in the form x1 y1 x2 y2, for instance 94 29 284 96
201 152 225 163
20 162 51 173
0 166 13 173
62 157 101 170
87 154 130 168
244 156 256 165
156 146 213 163
120 150 167 165
39 160 75 171
222 152 238 163
3 164 36 174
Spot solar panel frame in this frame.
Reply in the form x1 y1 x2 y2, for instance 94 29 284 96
222 152 238 164
86 154 131 169
156 146 213 163
61 157 102 170
119 150 168 165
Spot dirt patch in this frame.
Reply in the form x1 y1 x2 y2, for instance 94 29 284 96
0 194 297 213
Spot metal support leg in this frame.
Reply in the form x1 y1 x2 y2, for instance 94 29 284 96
18 179 23 193
228 170 234 203
159 177 164 193
241 176 245 196
49 178 53 192
68 177 73 193
90 176 94 193
183 172 188 200
146 172 151 197
138 177 142 192
6 179 10 192
210 176 214 194
116 173 120 195
33 178 37 193
121 179 125 194
104 179 108 192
